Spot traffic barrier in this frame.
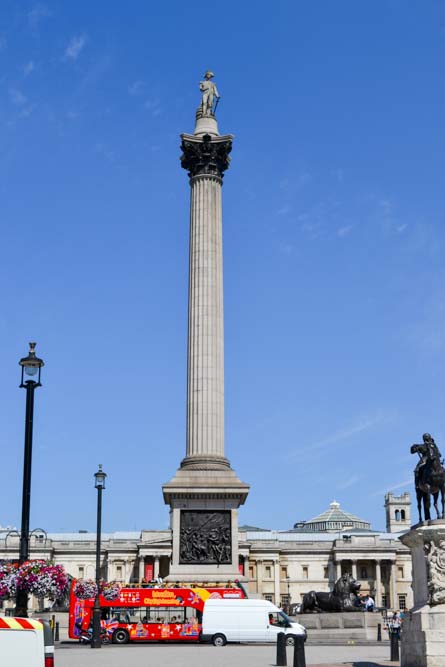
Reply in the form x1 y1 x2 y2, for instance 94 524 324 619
377 623 382 641
276 632 287 666
390 631 399 661
293 635 306 667
55 622 60 642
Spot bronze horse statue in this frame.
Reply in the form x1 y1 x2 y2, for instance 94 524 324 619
411 433 445 522
300 573 362 613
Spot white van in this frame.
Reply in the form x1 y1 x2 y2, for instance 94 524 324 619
201 598 306 646
0 616 54 667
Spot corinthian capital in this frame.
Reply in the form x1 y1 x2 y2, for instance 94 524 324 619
180 133 233 179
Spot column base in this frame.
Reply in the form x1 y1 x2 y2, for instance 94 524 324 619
401 605 445 667
180 455 231 471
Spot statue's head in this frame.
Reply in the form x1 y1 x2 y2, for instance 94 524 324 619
423 433 433 443
334 573 361 597
204 70 215 80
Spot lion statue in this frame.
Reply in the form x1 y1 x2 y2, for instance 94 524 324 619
300 573 362 613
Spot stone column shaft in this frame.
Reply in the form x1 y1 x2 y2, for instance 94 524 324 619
375 560 382 606
138 557 145 581
186 175 224 461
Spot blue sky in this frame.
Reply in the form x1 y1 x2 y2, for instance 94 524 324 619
1 1 445 534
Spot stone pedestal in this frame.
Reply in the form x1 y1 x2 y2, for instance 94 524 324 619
400 520 445 667
162 104 249 583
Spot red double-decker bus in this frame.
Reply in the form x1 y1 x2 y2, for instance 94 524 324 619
69 581 247 644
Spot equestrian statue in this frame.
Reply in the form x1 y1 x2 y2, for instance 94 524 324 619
411 433 445 522
300 573 362 613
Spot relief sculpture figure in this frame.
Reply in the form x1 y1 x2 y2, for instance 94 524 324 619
425 539 445 605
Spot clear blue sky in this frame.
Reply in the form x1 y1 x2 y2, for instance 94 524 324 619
1 1 445 534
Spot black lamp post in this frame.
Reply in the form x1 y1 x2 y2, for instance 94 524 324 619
15 342 44 617
91 464 107 649
286 577 291 609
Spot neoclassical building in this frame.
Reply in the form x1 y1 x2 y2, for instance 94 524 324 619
0 492 413 612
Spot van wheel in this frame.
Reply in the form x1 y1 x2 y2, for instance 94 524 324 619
212 633 227 646
285 635 296 646
113 629 129 644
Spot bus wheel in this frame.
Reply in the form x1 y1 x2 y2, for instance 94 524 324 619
113 629 129 644
212 633 227 647
285 634 296 646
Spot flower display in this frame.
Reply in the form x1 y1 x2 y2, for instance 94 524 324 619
0 560 68 601
0 562 18 599
16 560 68 600
100 580 121 601
73 578 98 600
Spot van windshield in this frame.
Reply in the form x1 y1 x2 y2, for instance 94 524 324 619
279 611 291 625
269 611 291 628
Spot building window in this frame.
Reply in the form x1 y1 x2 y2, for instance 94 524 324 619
302 566 309 580
395 510 400 521
323 567 329 578
361 567 368 579
265 566 272 578
381 594 387 608
281 566 288 578
116 565 123 580
401 510 406 520
398 595 407 610
281 595 290 607
78 566 84 578
249 566 254 579
398 566 404 578
264 595 273 602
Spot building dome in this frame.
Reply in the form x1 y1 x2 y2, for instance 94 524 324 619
293 500 371 533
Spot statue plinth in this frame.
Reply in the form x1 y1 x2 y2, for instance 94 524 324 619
400 521 445 667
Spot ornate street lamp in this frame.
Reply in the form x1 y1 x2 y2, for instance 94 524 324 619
15 343 44 617
91 465 107 649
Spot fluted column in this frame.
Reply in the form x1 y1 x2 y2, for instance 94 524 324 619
180 133 233 470
375 560 382 606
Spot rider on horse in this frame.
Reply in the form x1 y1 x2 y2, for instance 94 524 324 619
414 433 443 487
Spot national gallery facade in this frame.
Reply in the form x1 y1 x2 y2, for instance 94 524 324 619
0 492 413 613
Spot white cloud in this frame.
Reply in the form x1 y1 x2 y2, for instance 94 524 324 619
290 414 387 459
371 478 412 497
128 80 146 96
65 34 87 61
23 61 35 76
277 205 291 216
9 89 27 106
337 225 353 238
337 474 360 490
28 4 51 29
144 97 161 117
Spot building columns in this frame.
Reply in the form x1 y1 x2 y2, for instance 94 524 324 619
273 560 280 605
351 560 357 580
335 560 341 580
154 556 160 580
256 560 263 596
139 556 145 581
375 560 382 606
390 562 397 610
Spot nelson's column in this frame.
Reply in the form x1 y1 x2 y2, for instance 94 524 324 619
163 72 250 582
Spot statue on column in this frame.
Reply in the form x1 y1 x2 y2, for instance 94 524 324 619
411 433 445 522
199 71 220 117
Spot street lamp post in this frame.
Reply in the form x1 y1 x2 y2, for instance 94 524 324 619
91 465 107 649
286 577 291 610
15 342 44 617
